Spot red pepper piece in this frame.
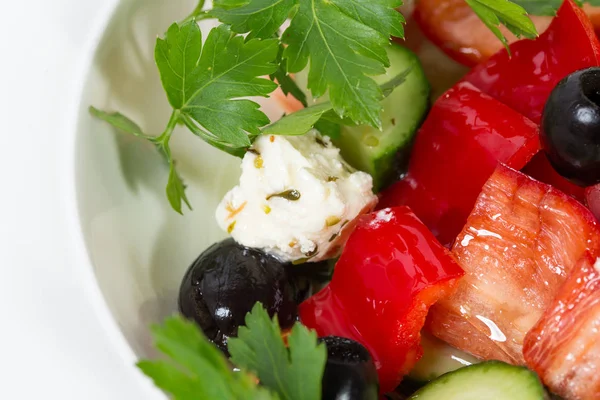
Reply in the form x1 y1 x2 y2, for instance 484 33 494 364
379 82 539 247
299 206 464 394
586 184 600 221
464 0 600 124
427 164 600 365
524 253 600 400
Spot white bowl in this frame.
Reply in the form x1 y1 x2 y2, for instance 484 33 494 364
72 0 469 393
75 0 284 361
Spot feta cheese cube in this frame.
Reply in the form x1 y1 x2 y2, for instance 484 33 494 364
216 130 377 263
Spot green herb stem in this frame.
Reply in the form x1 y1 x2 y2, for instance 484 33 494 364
180 0 212 25
181 10 213 25
153 109 180 158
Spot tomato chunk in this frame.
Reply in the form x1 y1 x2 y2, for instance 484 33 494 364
299 206 464 393
522 152 586 203
586 184 600 222
427 164 600 365
524 253 600 400
413 0 551 67
378 82 539 246
464 0 600 124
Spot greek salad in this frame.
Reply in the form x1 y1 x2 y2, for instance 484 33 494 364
92 0 600 399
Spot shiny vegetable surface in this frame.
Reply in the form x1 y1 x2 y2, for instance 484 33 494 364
464 0 600 124
524 253 600 400
178 239 297 352
299 206 464 393
427 165 600 364
379 82 539 246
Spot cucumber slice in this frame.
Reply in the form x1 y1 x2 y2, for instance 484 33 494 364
294 44 430 191
408 361 547 400
409 333 479 383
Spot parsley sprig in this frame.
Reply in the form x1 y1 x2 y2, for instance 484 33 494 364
139 303 326 400
91 0 600 214
155 22 279 156
92 1 407 213
92 20 279 213
137 315 276 400
89 107 192 213
466 0 537 51
229 303 327 400
213 0 405 128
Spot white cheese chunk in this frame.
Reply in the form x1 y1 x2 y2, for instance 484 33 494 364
216 130 378 263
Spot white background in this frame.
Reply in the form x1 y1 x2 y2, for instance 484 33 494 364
0 0 163 398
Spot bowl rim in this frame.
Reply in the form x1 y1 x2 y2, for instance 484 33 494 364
62 0 162 397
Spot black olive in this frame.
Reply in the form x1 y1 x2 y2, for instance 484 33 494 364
178 238 298 353
541 67 600 186
319 336 379 400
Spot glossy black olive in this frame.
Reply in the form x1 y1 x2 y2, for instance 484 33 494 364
319 336 379 400
541 67 600 186
178 238 298 353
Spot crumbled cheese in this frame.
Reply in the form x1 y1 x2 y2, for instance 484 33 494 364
216 130 378 262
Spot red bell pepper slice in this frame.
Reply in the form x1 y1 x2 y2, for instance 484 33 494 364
299 207 464 393
524 253 600 400
379 82 539 247
586 184 600 221
464 0 600 124
428 164 600 365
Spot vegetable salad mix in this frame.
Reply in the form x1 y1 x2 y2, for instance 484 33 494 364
92 0 600 399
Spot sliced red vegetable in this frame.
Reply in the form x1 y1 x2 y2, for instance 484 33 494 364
464 0 600 124
427 164 600 365
522 152 586 203
413 0 551 67
299 206 464 393
586 184 600 221
524 253 600 400
378 82 539 247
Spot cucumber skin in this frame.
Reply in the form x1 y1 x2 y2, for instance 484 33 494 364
334 46 430 191
408 361 547 400
292 44 430 192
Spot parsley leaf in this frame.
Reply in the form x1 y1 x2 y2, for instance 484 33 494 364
88 107 147 138
91 20 281 214
510 0 561 15
262 68 411 138
314 118 342 139
138 315 277 400
510 0 600 16
271 44 308 107
464 0 537 52
213 0 405 128
262 103 333 136
212 0 295 40
89 107 192 214
228 303 327 400
155 21 279 148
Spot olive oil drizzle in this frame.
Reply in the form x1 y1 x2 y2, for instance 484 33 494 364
266 189 301 201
